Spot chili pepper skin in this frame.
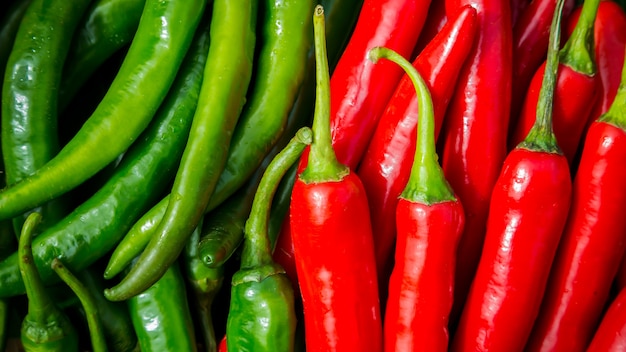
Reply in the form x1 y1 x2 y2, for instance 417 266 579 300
451 1 571 349
357 5 477 284
0 16 210 298
511 0 530 26
524 46 626 352
290 7 382 351
0 0 205 222
58 0 146 111
368 46 465 351
104 0 258 301
441 0 513 326
413 0 448 57
587 288 626 352
2 0 92 233
0 0 31 85
127 261 198 352
18 213 79 352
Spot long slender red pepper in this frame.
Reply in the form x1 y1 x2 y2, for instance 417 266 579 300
297 0 428 172
289 6 382 351
412 0 448 57
587 288 626 352
525 45 626 352
368 46 465 352
510 0 531 26
440 0 512 327
510 0 600 164
508 0 575 135
451 0 572 349
357 5 477 289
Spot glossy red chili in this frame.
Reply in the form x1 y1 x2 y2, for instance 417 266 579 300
367 46 464 352
440 0 513 325
356 5 477 287
289 7 382 351
510 0 600 164
525 46 626 352
451 1 572 349
412 0 448 57
587 288 626 352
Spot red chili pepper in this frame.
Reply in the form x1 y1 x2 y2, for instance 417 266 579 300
272 216 299 297
509 0 600 164
451 1 572 349
412 0 448 57
298 0 429 172
289 7 382 351
508 0 575 135
356 5 477 289
587 288 626 352
440 0 513 326
525 46 626 352
510 0 531 26
367 46 465 351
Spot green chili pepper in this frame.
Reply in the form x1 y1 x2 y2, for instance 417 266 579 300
183 222 224 352
127 261 197 352
18 213 79 352
0 0 31 84
0 0 206 222
104 0 258 301
0 16 211 298
51 258 108 352
58 0 146 111
226 127 312 352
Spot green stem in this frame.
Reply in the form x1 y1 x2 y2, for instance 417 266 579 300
367 47 455 204
300 5 349 183
599 46 626 129
51 258 108 352
560 0 600 75
519 0 566 153
241 126 312 269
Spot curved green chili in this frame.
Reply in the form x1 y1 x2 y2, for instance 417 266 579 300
0 0 206 222
51 258 108 352
104 0 258 301
18 213 79 352
0 0 31 84
0 17 211 298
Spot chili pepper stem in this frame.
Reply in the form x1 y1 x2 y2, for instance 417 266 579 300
241 127 312 269
299 5 348 184
519 0 567 153
560 0 599 75
367 47 455 204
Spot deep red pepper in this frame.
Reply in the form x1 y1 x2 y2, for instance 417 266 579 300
587 288 626 352
525 45 626 352
356 5 477 288
451 0 572 349
367 46 465 352
297 0 429 171
440 0 513 326
509 0 600 164
289 6 382 351
508 0 575 135
412 0 448 57
272 213 299 297
510 0 531 26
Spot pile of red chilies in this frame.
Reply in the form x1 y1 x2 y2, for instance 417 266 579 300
276 0 626 350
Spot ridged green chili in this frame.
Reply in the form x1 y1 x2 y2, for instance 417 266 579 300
104 0 258 301
0 0 205 222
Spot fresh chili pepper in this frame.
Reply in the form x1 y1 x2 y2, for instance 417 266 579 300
368 45 465 351
508 0 575 137
127 260 198 352
357 4 477 287
2 0 92 234
511 0 530 26
587 288 626 352
18 212 79 352
524 45 626 352
440 0 513 327
0 0 31 85
0 15 211 298
226 127 311 352
0 0 206 222
51 258 107 352
451 0 572 349
58 0 146 111
104 0 258 301
510 0 600 164
412 0 448 57
183 223 223 352
290 6 382 351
